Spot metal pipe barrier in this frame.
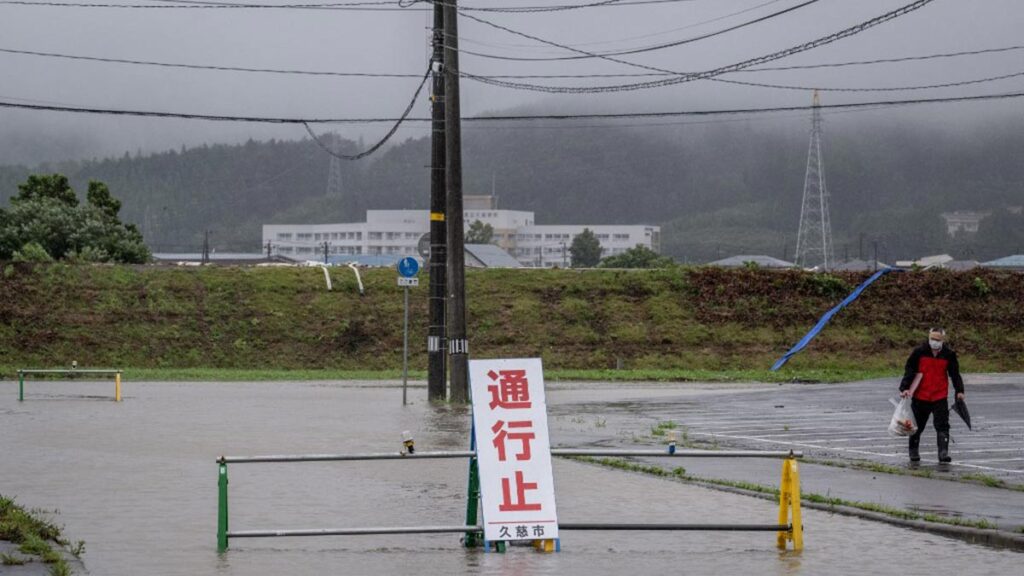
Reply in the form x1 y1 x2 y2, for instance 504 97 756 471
17 369 123 402
216 448 803 553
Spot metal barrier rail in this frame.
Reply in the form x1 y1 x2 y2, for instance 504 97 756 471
227 522 792 539
17 369 123 402
216 448 804 552
218 449 802 464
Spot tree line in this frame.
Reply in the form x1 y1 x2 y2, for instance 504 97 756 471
1 116 1022 262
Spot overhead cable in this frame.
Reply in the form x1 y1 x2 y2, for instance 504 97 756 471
457 0 820 62
0 0 695 10
459 0 939 93
458 0 788 50
301 65 429 159
0 47 424 77
712 69 1024 93
3 44 1022 82
2 91 1022 124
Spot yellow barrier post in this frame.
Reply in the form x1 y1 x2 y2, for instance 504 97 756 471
532 539 556 553
777 455 803 551
115 372 122 402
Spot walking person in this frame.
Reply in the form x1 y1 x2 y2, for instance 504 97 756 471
899 328 965 463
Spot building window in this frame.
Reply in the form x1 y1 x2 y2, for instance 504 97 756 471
613 234 630 240
276 233 292 241
369 232 382 240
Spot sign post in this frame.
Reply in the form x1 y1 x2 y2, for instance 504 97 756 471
397 257 420 405
469 358 559 550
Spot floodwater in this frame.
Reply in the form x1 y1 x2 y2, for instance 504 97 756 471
1 380 1020 576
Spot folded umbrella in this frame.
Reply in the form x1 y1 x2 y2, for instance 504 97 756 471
952 397 972 430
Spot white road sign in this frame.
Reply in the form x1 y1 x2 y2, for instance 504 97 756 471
470 358 559 543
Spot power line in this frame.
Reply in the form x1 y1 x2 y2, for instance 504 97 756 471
4 44 1022 82
459 0 940 93
301 66 430 159
458 0 788 50
711 69 1024 93
0 47 424 77
0 0 418 9
2 90 1022 124
457 0 821 62
146 0 703 11
0 0 697 10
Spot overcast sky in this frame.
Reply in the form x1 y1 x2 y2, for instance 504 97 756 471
1 0 1022 164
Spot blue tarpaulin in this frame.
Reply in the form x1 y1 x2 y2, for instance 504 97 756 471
771 267 897 371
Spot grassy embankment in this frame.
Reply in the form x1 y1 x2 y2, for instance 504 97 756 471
0 495 83 575
1 263 1021 381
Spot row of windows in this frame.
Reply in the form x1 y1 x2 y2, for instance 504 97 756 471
279 229 636 245
277 231 422 242
315 232 364 241
510 232 633 242
514 246 633 260
279 246 364 255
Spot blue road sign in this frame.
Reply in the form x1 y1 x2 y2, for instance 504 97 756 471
397 257 420 278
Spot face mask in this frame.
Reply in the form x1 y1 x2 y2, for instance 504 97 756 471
929 339 943 351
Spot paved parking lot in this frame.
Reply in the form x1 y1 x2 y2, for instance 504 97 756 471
661 375 1024 481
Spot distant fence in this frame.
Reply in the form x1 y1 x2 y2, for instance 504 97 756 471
216 448 803 553
17 369 123 402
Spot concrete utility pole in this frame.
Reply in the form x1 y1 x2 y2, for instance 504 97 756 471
427 0 448 402
265 241 272 258
444 0 469 403
202 230 211 264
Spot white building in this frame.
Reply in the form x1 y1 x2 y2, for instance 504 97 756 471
940 211 990 236
263 196 660 268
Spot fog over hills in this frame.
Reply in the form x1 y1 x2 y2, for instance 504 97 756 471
1 0 1023 261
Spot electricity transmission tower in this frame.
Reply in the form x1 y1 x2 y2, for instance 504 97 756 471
795 90 835 270
326 155 343 198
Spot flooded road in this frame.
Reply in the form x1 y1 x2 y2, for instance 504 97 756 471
1 380 1020 575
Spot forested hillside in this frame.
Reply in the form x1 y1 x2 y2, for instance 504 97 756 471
1 116 1022 262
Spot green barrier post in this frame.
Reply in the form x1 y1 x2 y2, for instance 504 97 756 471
218 461 229 553
18 371 24 402
464 457 480 548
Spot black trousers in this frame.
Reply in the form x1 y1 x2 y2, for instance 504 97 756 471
910 398 949 444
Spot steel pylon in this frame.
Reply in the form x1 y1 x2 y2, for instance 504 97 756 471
794 91 835 270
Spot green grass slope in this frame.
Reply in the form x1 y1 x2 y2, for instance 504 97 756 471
0 264 1020 378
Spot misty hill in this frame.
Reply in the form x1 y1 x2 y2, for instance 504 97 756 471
1 116 1022 261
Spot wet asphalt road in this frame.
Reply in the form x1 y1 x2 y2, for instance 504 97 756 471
624 374 1024 479
547 374 1024 530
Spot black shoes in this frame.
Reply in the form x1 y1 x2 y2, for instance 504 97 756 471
909 437 921 462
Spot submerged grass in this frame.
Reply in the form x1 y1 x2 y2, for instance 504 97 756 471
573 457 1006 532
0 495 78 574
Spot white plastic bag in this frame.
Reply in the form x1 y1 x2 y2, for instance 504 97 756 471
888 397 918 437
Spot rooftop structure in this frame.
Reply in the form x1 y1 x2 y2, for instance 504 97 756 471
940 211 991 236
707 255 795 269
982 255 1024 271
